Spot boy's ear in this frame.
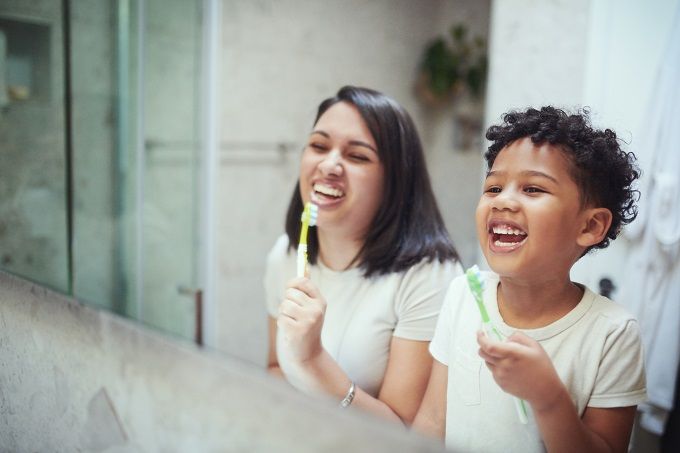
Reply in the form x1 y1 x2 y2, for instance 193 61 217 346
577 208 612 247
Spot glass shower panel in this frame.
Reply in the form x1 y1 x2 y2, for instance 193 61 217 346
0 3 69 292
69 0 128 310
70 0 204 342
140 0 203 341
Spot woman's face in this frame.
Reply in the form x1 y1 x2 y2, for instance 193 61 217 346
299 101 385 241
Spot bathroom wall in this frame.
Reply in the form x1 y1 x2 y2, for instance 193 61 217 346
0 270 444 451
572 0 678 294
484 0 677 291
215 0 491 365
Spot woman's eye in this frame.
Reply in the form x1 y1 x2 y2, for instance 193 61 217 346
349 154 369 162
524 187 544 193
485 186 501 193
309 143 327 152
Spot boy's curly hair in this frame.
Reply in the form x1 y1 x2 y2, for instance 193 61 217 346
485 106 640 252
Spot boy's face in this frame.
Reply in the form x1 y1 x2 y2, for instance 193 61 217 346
475 138 590 281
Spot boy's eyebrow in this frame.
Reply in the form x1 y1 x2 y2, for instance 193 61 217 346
310 130 378 154
486 170 559 183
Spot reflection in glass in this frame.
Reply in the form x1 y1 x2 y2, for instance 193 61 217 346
0 4 69 292
70 0 205 342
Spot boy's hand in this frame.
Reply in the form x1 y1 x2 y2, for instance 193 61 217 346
477 330 565 412
277 277 327 364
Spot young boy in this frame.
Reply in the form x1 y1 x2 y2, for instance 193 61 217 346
414 107 647 452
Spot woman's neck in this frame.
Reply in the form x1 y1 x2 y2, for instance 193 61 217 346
496 276 583 329
316 229 363 271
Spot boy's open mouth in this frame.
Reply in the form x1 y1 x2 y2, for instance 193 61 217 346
489 224 528 248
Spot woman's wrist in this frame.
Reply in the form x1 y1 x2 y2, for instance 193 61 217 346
296 349 354 400
339 381 356 408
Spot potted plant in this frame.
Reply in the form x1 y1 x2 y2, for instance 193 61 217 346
416 23 487 105
415 24 488 149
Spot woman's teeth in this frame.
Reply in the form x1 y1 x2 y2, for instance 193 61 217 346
313 183 344 198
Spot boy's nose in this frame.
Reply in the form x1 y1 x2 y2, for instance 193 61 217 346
491 190 520 211
318 150 343 176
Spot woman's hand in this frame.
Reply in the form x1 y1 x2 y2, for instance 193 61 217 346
477 330 565 412
277 277 327 364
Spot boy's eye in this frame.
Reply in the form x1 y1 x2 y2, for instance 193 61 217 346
485 186 501 193
524 186 545 193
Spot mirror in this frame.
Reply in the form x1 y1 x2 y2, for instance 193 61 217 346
0 0 491 368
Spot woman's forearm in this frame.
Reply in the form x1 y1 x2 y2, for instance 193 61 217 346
294 350 405 424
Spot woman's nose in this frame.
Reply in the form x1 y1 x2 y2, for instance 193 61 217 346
318 149 342 176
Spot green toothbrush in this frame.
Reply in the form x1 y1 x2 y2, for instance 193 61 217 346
466 265 503 341
466 265 529 425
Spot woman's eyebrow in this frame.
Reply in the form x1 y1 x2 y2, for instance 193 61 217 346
348 140 377 153
310 130 377 154
310 130 330 138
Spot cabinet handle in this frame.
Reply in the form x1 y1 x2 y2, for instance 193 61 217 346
177 286 203 346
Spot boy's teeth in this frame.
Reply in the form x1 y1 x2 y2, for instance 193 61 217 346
314 183 344 198
492 225 527 236
494 238 526 247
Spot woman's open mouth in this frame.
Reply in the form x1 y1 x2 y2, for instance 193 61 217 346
310 182 345 206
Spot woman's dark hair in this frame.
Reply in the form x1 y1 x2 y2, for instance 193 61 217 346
485 106 640 252
285 85 459 277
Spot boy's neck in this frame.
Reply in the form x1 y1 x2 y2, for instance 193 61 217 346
496 277 584 329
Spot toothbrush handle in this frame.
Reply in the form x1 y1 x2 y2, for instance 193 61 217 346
296 244 307 278
482 320 503 341
514 396 529 424
482 320 529 424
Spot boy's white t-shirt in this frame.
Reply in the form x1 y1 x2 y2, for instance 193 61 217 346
430 272 647 452
265 235 462 396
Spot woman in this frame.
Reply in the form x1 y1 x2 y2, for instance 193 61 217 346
265 86 462 424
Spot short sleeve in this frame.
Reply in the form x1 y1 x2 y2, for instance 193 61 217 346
263 235 290 318
429 279 457 366
589 318 647 408
393 259 462 341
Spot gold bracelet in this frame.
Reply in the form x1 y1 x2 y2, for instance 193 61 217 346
339 381 356 408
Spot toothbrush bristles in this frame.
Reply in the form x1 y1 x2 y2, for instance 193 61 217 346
301 203 319 226
308 203 318 227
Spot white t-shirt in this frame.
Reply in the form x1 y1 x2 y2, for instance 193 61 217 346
430 272 647 452
265 234 462 397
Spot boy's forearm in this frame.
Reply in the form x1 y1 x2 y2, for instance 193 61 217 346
267 364 285 379
412 360 447 441
412 410 445 440
533 388 615 453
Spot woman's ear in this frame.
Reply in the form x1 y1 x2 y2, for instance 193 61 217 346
577 208 613 247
